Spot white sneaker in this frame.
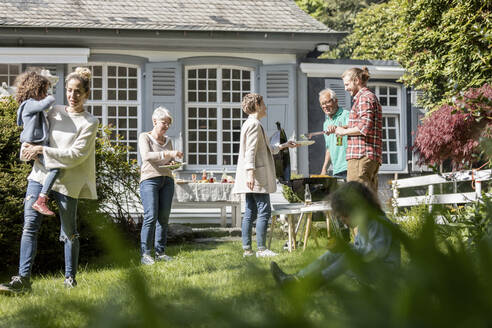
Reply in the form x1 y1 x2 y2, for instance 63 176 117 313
155 253 173 262
243 249 255 257
256 249 278 258
141 254 155 265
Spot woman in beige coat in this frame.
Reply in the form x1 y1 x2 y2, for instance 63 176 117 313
233 93 297 258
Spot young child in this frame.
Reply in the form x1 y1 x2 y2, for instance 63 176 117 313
232 93 297 258
271 181 401 288
16 70 59 216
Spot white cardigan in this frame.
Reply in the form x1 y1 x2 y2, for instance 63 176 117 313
28 105 99 199
233 116 280 194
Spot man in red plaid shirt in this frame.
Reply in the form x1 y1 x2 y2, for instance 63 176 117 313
335 67 382 193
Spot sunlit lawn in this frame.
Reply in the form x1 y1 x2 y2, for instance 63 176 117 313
0 238 342 328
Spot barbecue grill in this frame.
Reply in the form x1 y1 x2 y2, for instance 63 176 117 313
272 123 343 202
285 176 342 202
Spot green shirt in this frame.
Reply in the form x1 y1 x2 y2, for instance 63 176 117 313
323 108 349 175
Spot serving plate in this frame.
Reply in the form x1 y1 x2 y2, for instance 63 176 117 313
160 162 186 170
295 140 315 146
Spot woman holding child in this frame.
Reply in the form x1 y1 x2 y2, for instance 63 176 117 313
0 67 98 294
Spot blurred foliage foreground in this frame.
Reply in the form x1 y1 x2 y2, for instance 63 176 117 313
0 196 491 328
2 96 492 327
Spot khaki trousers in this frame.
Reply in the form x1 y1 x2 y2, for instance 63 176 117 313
347 157 380 194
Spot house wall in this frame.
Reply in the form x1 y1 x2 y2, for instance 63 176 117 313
1 48 305 175
92 49 297 65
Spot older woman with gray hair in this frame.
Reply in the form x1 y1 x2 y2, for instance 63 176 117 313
138 106 183 265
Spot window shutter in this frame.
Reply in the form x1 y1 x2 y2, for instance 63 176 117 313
260 64 296 138
145 62 182 138
324 78 351 111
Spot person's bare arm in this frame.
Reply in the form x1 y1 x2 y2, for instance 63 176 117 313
321 149 331 175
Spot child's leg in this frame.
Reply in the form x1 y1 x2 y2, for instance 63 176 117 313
40 169 60 196
32 168 60 216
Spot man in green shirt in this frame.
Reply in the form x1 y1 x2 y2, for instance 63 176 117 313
319 88 350 178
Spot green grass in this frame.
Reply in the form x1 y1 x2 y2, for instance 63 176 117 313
0 238 341 328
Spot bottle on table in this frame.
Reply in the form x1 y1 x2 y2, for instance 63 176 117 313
304 184 312 205
202 169 207 181
221 169 228 183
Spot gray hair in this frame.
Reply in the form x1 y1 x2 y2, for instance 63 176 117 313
319 88 337 100
152 106 173 124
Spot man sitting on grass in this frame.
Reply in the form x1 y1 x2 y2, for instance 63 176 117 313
271 181 400 288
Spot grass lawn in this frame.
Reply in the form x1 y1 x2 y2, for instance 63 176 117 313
0 238 344 328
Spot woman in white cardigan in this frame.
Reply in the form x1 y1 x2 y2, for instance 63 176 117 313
138 107 183 265
0 67 98 294
233 93 297 258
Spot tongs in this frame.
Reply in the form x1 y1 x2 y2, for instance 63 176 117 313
300 131 326 139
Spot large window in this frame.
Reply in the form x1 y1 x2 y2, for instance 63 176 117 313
0 64 20 86
369 84 404 171
69 63 141 160
185 66 254 168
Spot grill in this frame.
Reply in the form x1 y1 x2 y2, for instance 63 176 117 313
272 122 344 202
282 176 342 202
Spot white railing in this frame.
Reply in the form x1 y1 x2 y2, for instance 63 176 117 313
392 169 492 214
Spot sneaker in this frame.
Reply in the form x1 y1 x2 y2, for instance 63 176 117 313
32 195 55 216
64 276 77 288
243 249 254 257
0 276 32 295
141 254 155 265
155 253 173 262
270 262 298 287
256 249 278 258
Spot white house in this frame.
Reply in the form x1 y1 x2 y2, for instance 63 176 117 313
0 1 427 206
0 0 345 177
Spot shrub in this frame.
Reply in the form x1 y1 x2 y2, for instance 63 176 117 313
92 125 141 244
0 97 32 273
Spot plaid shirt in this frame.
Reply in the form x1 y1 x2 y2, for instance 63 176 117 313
346 87 383 163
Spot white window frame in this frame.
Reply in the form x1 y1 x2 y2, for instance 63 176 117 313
68 62 142 161
368 83 406 172
0 63 21 87
185 64 255 170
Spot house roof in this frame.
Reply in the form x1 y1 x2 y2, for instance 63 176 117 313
0 0 333 34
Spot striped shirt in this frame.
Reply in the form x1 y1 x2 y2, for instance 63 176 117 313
346 87 383 163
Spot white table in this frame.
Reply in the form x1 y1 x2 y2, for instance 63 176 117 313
173 182 241 227
269 202 332 252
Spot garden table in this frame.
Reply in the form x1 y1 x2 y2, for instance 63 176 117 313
173 182 241 227
269 202 332 252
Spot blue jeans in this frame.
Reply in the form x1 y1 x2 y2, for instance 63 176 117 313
333 170 347 179
140 176 175 256
19 180 79 278
41 168 60 195
242 193 271 251
297 250 346 282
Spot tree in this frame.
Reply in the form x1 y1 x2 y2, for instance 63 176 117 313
340 0 491 111
413 84 492 168
295 0 387 33
336 1 401 60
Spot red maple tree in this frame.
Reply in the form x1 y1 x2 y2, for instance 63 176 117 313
413 84 492 169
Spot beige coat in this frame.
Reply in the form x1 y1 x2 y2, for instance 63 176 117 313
233 116 279 194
